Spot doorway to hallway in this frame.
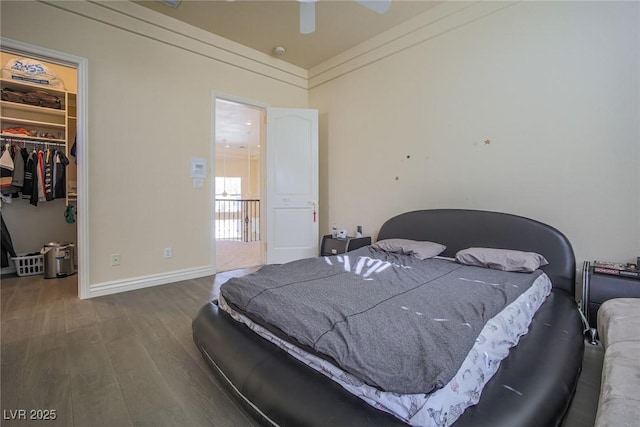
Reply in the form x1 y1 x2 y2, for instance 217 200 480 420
214 98 264 272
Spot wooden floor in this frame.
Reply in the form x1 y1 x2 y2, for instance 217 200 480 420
215 240 262 273
1 271 603 427
0 271 260 427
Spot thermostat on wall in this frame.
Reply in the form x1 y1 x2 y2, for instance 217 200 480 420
191 157 207 178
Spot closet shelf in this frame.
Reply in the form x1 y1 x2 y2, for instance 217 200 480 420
0 100 66 116
1 78 68 96
0 116 65 128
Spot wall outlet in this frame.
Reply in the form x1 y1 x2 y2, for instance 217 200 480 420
164 247 172 259
111 253 121 266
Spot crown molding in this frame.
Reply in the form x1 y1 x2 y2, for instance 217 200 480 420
40 0 309 90
308 1 519 89
34 1 519 92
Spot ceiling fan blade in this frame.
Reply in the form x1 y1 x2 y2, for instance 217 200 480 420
159 0 181 8
355 0 391 14
299 0 316 34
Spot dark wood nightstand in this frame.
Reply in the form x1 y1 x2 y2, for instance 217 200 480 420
320 235 372 256
582 261 640 328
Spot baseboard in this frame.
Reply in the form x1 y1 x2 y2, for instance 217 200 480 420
1 265 17 275
87 265 214 298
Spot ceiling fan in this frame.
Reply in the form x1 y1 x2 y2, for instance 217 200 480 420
298 0 392 34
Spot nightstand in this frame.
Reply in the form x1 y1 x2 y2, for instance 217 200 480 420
320 235 372 256
582 261 640 328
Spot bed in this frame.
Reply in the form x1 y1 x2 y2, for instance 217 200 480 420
193 209 585 427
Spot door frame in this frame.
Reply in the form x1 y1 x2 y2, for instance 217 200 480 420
1 38 90 299
211 91 268 272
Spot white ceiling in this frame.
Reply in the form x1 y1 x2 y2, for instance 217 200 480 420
215 99 262 157
135 0 443 69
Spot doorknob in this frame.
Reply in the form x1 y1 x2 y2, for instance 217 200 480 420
310 200 317 222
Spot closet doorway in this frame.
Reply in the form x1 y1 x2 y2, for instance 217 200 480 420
0 39 87 298
214 97 265 272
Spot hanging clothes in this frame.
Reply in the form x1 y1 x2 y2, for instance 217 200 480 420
21 148 34 200
1 142 70 205
53 150 69 199
26 149 40 206
1 211 17 268
37 150 46 202
10 145 25 195
0 144 14 195
44 148 54 201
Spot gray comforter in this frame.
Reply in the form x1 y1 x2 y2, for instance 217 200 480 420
221 246 542 394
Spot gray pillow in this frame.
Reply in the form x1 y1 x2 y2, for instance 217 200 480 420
372 238 446 260
455 247 549 273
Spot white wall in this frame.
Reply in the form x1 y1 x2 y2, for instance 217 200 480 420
2 0 637 292
1 0 307 291
2 199 77 255
310 1 640 268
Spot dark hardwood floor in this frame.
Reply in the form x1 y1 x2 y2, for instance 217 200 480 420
1 271 259 427
1 270 602 426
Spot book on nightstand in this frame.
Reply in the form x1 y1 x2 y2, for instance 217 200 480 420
593 260 640 280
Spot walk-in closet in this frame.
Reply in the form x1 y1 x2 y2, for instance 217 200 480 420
0 51 78 290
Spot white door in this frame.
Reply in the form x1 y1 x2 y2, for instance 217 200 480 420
266 108 319 264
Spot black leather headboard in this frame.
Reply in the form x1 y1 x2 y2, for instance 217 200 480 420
377 209 576 295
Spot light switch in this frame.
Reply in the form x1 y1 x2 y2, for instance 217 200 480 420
193 178 204 189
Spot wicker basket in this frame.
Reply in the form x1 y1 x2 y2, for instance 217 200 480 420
11 253 45 277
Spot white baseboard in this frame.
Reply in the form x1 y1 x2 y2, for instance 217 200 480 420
87 265 214 298
1 265 17 275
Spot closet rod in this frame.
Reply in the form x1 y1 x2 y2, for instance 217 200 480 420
0 136 65 147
